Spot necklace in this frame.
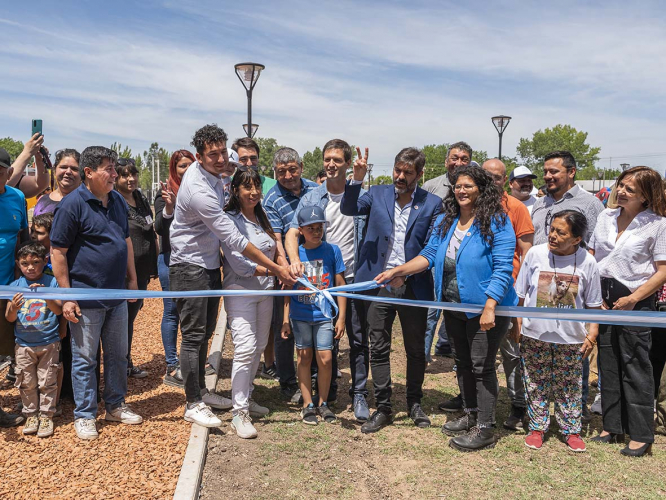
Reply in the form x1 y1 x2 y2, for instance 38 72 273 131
550 250 577 299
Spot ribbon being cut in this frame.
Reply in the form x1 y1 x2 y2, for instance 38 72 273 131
1 279 663 336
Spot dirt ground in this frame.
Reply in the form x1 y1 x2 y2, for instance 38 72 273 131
0 280 191 499
201 322 666 500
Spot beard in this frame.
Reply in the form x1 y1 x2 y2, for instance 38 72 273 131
394 178 416 194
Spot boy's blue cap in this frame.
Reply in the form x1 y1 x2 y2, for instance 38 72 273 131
297 205 328 227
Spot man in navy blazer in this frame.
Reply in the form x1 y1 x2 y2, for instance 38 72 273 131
341 147 442 433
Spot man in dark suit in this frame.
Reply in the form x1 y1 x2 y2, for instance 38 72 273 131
341 147 442 433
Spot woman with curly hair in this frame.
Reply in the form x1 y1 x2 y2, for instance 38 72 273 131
375 165 517 451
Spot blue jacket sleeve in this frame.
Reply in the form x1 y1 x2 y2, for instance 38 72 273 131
419 214 445 268
425 196 443 242
341 182 372 216
485 219 516 303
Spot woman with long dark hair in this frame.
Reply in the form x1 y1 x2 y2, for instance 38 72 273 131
589 166 666 456
375 165 517 451
221 168 279 439
154 149 195 387
115 158 158 379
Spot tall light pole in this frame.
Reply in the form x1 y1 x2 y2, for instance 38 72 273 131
491 115 512 161
620 163 630 172
234 62 265 138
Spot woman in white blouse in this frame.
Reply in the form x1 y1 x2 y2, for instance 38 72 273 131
589 166 666 457
221 168 279 439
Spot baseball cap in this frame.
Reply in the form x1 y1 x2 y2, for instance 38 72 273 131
509 166 537 181
227 148 241 167
297 205 328 227
0 148 11 169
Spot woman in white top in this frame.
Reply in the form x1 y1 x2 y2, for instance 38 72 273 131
511 210 602 453
220 168 278 439
589 166 666 457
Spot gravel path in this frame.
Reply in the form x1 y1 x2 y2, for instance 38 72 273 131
0 279 191 499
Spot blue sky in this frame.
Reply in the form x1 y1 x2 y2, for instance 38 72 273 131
2 0 665 175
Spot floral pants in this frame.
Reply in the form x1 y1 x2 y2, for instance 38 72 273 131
521 336 583 435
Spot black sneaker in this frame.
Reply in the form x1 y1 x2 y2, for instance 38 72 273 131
164 364 184 388
0 407 24 428
449 426 496 452
279 384 300 402
301 404 318 425
5 360 16 383
259 362 279 381
434 347 453 358
442 412 477 436
410 403 431 428
205 363 216 376
360 410 393 434
317 403 337 423
503 405 525 431
438 393 463 412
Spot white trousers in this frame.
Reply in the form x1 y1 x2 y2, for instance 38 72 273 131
224 293 273 413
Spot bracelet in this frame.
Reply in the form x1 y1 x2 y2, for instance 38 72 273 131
585 335 597 346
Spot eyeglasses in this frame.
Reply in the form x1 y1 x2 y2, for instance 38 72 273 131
453 184 477 192
117 158 136 167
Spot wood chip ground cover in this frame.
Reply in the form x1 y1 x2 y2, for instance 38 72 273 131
201 323 666 500
0 280 191 499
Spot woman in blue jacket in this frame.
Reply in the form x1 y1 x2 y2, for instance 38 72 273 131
375 165 517 451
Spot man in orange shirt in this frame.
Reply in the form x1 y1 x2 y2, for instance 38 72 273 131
483 159 534 431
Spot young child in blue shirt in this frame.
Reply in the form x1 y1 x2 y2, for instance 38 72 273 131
5 241 62 438
281 206 347 425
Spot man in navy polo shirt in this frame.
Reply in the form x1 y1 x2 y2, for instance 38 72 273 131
51 146 142 441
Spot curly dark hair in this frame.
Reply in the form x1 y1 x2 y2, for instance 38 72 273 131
191 124 228 155
437 165 507 245
224 168 276 241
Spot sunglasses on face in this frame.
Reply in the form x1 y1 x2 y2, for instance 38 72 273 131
117 158 136 167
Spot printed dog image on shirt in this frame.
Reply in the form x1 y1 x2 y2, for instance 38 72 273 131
297 259 329 304
536 271 579 309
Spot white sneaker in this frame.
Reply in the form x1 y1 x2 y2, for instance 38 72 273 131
105 403 143 425
591 394 602 415
202 391 232 410
248 399 269 418
74 418 99 440
231 411 257 439
184 402 223 428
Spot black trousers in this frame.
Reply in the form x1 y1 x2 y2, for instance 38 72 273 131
444 311 510 426
170 263 221 403
650 328 666 398
598 277 655 443
365 283 428 412
126 278 148 367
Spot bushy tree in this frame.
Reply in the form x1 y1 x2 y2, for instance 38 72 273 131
254 137 282 178
516 124 600 182
302 147 323 181
0 137 24 162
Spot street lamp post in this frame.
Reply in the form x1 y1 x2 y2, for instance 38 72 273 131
234 62 265 138
491 115 512 160
620 163 630 172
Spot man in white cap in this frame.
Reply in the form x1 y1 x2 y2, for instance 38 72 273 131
509 166 538 214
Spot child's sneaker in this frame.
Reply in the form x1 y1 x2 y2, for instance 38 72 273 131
231 411 257 439
565 434 586 453
317 403 337 423
525 430 544 450
37 415 54 438
22 415 39 435
301 404 318 425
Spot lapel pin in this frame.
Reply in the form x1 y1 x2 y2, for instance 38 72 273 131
414 205 419 209
467 232 471 237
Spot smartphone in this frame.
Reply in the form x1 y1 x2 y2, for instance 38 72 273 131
32 119 43 137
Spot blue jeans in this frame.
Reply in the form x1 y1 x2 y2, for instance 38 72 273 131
425 308 451 362
69 303 129 420
158 253 179 367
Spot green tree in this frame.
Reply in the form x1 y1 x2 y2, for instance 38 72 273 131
141 142 171 191
0 137 24 162
254 137 282 178
374 175 392 185
516 124 601 182
302 147 323 181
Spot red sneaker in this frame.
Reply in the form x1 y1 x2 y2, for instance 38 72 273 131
566 434 586 453
525 430 544 450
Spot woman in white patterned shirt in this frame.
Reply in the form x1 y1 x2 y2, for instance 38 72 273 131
589 166 666 457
